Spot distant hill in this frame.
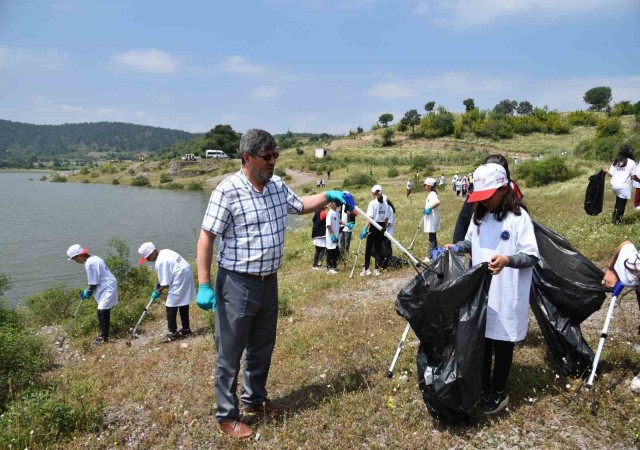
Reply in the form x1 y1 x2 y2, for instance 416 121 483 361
0 119 201 166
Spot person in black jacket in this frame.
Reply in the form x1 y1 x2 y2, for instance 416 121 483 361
311 206 327 269
452 155 524 243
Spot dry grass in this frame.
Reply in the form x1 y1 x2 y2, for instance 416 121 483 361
45 159 640 449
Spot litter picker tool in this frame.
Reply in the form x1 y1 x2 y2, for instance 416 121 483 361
126 296 157 345
408 216 423 251
585 281 625 390
386 323 411 378
349 232 366 279
55 295 84 349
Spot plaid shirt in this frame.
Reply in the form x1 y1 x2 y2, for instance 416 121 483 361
202 169 304 275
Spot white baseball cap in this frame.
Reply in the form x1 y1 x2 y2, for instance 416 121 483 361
424 177 436 187
371 184 383 194
67 244 89 260
137 242 156 265
467 163 508 203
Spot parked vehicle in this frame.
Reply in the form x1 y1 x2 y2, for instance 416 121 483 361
205 149 229 159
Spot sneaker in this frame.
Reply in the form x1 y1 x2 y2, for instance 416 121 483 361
360 269 372 276
93 336 106 346
480 390 509 414
374 269 381 277
166 331 180 342
631 372 640 393
177 328 192 337
327 269 338 275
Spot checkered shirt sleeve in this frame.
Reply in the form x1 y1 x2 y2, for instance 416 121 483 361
202 171 303 275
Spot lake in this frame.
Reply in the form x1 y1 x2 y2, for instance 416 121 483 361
0 173 304 306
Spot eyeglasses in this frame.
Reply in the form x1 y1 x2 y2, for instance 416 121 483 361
253 151 279 161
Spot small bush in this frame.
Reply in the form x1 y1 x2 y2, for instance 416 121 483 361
596 117 623 138
159 173 173 183
515 156 579 187
50 174 67 182
161 182 183 190
79 167 89 175
90 171 99 178
131 175 150 186
0 386 102 448
82 179 90 183
387 167 399 178
546 114 571 134
566 110 599 126
112 178 120 185
275 167 287 177
296 148 304 156
186 181 203 191
127 169 135 175
410 155 434 172
343 173 376 190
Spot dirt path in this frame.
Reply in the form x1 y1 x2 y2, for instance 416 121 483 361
205 168 317 188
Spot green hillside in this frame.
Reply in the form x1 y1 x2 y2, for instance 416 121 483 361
0 120 200 167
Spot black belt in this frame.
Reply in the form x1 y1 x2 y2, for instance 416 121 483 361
244 272 277 282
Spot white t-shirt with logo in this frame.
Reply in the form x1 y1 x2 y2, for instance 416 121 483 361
155 249 196 307
614 243 640 286
85 255 118 310
423 191 441 233
609 159 637 199
366 199 390 224
325 209 340 250
466 209 539 342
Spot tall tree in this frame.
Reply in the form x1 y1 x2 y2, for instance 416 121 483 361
202 124 241 157
516 101 533 116
378 113 394 127
463 98 475 112
402 109 422 134
424 102 436 112
583 86 612 111
493 99 518 116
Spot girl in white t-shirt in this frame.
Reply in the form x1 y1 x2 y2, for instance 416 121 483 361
325 202 340 274
422 178 441 262
445 163 539 415
602 240 640 393
603 145 638 224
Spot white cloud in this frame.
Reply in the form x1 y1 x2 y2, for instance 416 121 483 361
112 49 179 73
61 104 86 113
220 55 268 75
253 86 280 100
368 83 412 99
417 0 637 28
0 46 67 70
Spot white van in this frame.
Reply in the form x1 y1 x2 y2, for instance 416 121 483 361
205 149 229 159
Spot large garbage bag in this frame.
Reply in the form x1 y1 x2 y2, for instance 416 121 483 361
396 252 491 424
530 221 608 375
584 170 605 216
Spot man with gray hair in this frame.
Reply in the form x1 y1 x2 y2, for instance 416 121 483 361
196 128 354 439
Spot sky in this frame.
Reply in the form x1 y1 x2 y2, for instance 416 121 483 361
0 0 639 135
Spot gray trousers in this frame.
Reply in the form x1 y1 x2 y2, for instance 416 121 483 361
214 267 279 422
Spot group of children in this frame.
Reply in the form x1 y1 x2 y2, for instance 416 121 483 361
451 172 473 197
66 241 195 345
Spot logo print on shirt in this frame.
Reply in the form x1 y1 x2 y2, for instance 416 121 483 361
500 231 510 241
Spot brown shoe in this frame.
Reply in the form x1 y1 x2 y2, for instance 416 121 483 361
243 399 287 416
218 420 255 439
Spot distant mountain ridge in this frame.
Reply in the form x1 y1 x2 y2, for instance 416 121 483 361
0 119 201 161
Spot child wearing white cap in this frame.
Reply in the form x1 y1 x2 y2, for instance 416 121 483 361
138 242 196 341
360 184 389 276
445 163 539 414
422 178 441 262
66 244 118 345
602 240 640 393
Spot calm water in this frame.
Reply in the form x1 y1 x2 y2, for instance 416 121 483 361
0 173 303 306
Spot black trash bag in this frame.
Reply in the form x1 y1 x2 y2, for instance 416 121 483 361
584 170 605 216
379 237 393 269
530 221 608 375
396 252 491 424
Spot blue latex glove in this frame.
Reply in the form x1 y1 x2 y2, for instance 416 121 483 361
346 221 355 230
359 226 368 240
431 246 446 260
326 191 356 211
423 207 432 215
196 282 217 312
151 290 161 301
80 289 92 300
331 234 338 243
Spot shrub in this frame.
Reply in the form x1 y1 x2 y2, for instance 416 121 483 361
161 182 183 190
546 114 571 134
295 148 304 156
596 117 623 138
186 181 203 191
387 167 399 178
159 173 173 183
472 116 513 139
127 169 135 175
343 173 376 190
131 175 150 186
410 155 434 172
275 167 287 177
515 156 579 187
82 179 90 183
79 167 89 175
566 110 599 127
379 128 394 147
0 386 102 448
512 116 543 135
112 178 120 185
612 101 635 116
418 109 455 137
90 171 99 178
50 174 67 182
